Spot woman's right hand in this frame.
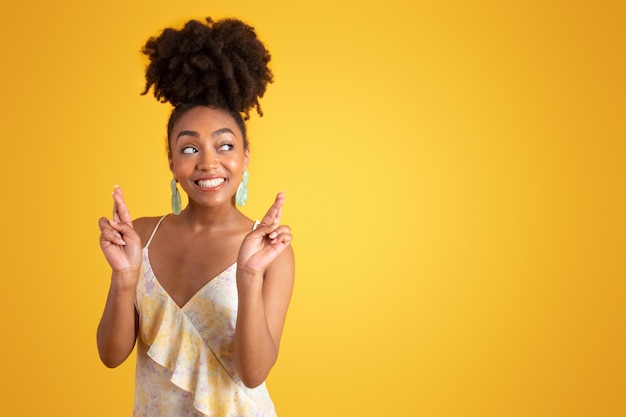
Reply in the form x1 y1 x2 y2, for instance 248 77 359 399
97 186 141 367
98 186 142 280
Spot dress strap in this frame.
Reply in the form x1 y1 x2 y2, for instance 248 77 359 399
145 215 168 249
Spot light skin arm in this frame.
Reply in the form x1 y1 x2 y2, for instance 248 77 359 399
235 192 295 388
96 186 142 368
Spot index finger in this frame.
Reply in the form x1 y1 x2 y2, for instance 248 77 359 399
112 185 133 225
113 201 120 223
259 192 285 227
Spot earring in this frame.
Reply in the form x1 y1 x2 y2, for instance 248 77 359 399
236 170 249 207
170 178 182 215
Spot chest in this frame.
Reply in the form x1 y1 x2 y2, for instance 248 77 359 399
147 233 243 308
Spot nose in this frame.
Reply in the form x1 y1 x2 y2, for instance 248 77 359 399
198 150 219 170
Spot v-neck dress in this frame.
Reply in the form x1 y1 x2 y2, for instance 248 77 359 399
133 216 276 417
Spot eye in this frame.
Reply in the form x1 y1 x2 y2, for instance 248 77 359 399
181 146 198 154
218 143 234 152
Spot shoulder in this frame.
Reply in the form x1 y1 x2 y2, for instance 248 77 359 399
133 216 168 247
266 244 295 285
262 245 295 329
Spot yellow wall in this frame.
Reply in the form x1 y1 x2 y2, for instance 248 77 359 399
1 1 624 416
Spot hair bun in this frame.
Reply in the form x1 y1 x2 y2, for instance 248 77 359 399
141 17 273 119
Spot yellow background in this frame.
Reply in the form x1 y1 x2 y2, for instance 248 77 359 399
1 1 624 416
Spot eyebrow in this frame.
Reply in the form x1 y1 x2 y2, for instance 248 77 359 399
176 128 236 141
176 130 200 141
211 127 236 138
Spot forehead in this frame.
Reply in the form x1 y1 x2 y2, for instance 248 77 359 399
171 106 242 138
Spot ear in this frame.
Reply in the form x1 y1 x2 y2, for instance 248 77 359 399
168 155 175 177
244 147 251 170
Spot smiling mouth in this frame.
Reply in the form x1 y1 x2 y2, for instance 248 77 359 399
196 178 225 188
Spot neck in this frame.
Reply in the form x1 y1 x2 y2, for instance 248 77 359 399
177 201 249 233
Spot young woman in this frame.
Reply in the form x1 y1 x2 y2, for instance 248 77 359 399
96 17 294 417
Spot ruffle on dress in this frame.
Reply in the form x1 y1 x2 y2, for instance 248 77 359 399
142 298 255 416
136 247 275 417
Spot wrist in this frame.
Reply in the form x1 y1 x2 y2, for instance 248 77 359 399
110 269 140 292
236 266 264 294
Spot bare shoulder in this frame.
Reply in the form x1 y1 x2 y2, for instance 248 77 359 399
262 244 295 342
133 216 166 247
266 244 295 283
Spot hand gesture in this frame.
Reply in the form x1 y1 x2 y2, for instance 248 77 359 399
237 192 293 276
98 186 142 276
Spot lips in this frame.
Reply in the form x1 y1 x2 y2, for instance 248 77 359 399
195 178 225 188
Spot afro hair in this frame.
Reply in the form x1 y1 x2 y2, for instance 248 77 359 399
141 17 273 120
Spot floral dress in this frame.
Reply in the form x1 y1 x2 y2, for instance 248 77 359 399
134 216 276 416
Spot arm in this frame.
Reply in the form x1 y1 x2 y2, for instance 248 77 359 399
96 186 142 368
97 272 140 368
235 192 295 388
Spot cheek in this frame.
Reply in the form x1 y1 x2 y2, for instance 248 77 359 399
224 156 246 173
169 156 193 177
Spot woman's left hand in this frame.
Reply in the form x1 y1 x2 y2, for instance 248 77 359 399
237 191 293 276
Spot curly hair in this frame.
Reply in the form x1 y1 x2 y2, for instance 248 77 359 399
140 17 274 147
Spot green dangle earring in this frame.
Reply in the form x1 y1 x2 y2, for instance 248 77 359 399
170 178 182 215
236 169 249 207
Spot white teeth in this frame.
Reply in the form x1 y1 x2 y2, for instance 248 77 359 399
197 178 225 188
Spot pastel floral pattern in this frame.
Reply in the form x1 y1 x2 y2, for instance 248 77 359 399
133 217 276 417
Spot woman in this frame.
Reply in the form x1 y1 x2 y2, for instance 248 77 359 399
96 17 294 417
